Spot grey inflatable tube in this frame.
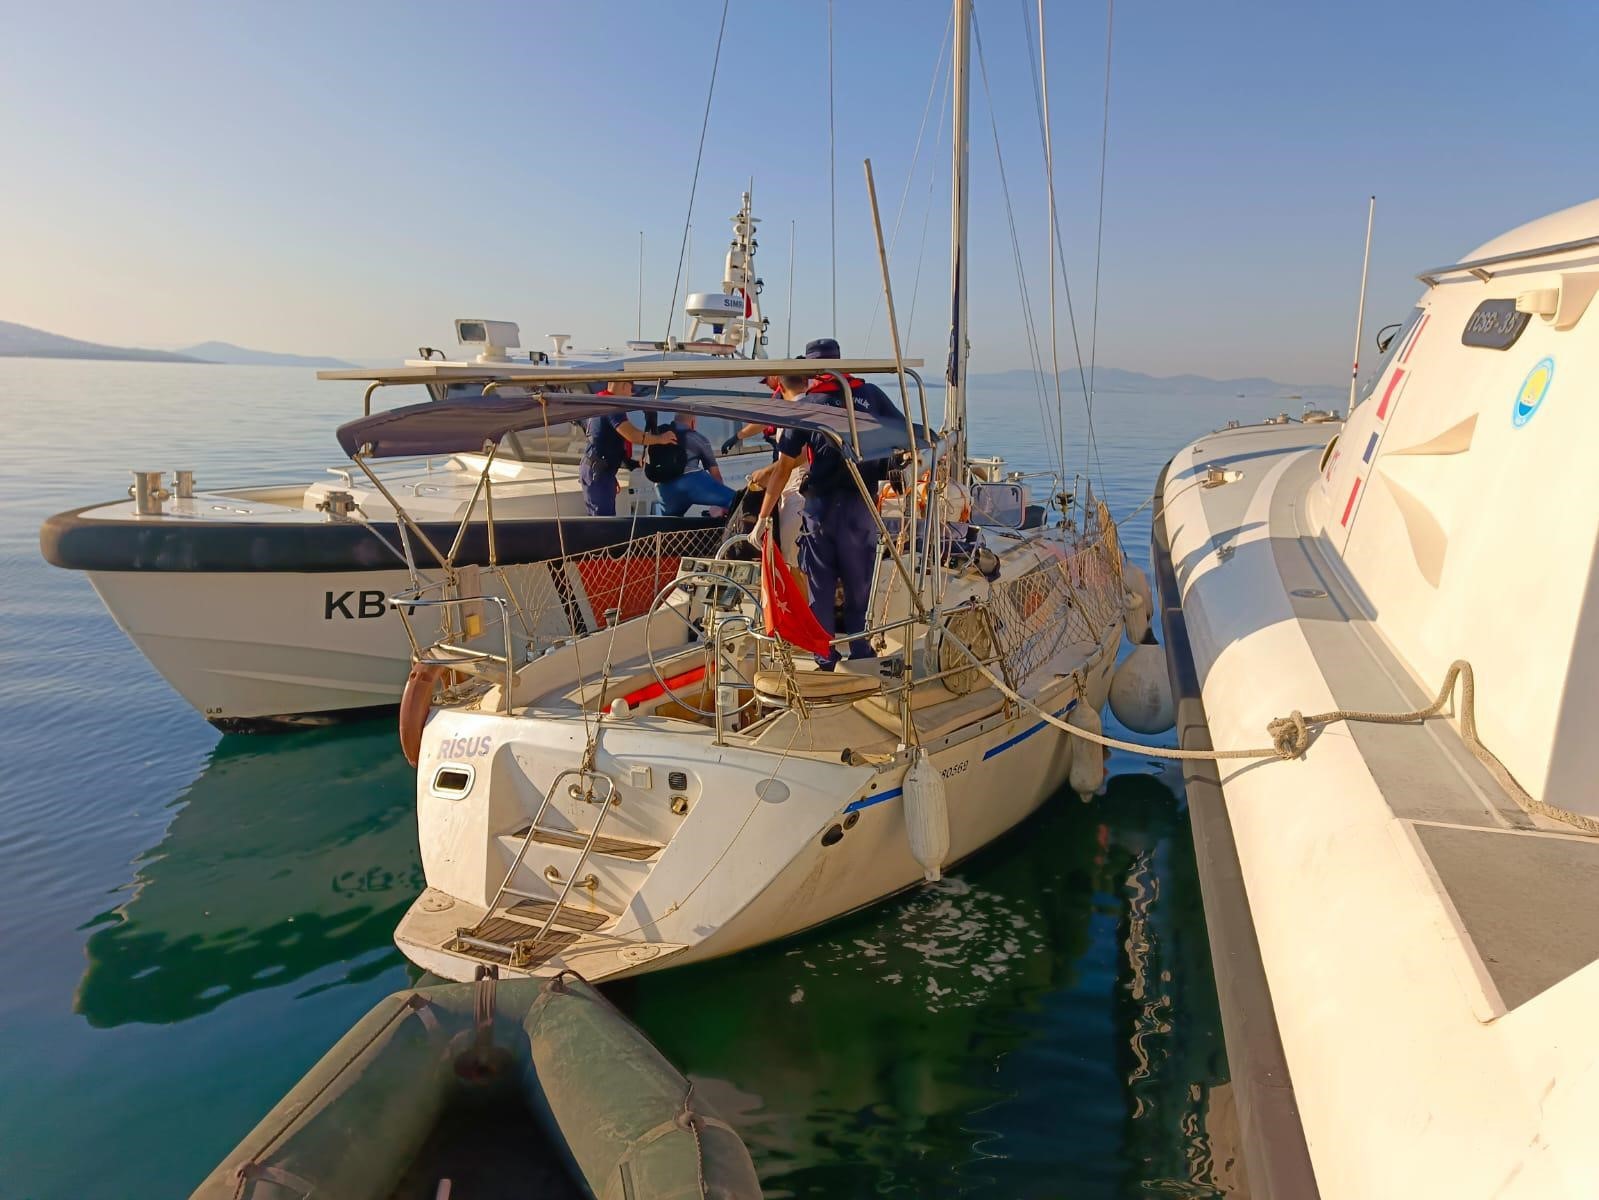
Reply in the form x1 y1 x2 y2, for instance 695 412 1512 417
193 973 762 1199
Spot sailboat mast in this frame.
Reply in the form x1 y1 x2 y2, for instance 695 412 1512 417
946 0 972 473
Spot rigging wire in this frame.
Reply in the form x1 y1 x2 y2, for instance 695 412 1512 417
1018 1 1106 496
1086 0 1115 485
971 11 1065 482
660 0 731 344
1036 0 1070 494
827 0 838 337
903 53 954 348
863 5 955 356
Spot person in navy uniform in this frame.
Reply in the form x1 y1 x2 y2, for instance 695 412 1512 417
751 341 894 668
580 380 676 517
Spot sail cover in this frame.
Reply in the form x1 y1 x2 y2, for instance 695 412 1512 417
336 392 926 460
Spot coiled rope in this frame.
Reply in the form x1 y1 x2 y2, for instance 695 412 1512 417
935 630 1598 837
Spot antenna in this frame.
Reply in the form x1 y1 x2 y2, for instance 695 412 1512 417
1350 195 1376 410
636 230 645 341
682 223 693 341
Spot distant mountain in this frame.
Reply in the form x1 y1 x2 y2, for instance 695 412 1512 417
176 341 354 369
0 320 205 364
966 365 1336 397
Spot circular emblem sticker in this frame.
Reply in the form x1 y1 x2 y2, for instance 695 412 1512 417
1512 357 1554 428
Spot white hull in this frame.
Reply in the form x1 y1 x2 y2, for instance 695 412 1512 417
47 444 763 728
395 655 1109 985
87 567 427 726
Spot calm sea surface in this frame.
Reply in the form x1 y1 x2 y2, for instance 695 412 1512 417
0 358 1328 1198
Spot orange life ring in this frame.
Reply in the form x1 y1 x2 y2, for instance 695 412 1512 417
399 662 445 767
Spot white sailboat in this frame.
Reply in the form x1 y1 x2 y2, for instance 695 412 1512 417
1154 199 1599 1196
40 194 776 730
387 0 1136 985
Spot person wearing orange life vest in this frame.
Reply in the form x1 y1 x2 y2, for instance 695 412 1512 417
580 379 676 516
750 340 890 668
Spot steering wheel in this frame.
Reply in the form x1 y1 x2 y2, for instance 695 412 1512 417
644 570 764 717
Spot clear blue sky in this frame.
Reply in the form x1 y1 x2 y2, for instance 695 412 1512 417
2 1 1596 383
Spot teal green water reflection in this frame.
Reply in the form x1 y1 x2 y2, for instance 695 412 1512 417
0 358 1296 1197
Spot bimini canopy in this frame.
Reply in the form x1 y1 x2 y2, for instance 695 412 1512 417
331 358 928 460
337 391 926 461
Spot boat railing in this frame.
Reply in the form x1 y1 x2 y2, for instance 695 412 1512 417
389 525 736 705
391 590 517 713
1416 234 1599 286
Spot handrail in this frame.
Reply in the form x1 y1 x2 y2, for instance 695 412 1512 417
1416 234 1599 286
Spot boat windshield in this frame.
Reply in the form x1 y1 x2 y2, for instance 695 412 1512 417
1355 306 1424 407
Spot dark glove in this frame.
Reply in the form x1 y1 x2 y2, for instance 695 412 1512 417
721 435 740 454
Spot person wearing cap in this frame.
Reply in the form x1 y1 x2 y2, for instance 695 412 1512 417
580 379 676 517
750 359 882 669
798 337 904 423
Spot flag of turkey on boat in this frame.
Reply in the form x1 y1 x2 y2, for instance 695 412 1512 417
761 535 833 657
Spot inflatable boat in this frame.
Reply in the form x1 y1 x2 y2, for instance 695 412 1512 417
194 973 761 1199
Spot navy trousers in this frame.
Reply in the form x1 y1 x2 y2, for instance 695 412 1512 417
798 491 879 665
578 458 618 516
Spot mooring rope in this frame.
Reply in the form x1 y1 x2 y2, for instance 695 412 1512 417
937 625 1594 836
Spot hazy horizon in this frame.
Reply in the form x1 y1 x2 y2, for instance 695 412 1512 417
3 1 1596 383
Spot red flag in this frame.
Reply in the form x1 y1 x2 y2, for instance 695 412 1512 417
762 535 833 656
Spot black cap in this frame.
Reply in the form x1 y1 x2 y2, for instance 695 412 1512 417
803 337 841 360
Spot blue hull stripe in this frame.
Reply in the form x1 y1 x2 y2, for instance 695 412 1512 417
842 700 1080 812
844 787 902 814
981 699 1077 760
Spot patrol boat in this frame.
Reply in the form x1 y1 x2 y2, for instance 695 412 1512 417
1153 198 1599 1197
39 197 778 730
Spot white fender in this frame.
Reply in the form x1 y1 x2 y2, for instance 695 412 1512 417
1108 642 1176 735
1067 705 1107 800
1122 562 1153 645
903 748 950 882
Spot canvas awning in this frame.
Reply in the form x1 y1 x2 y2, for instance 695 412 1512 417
336 390 928 460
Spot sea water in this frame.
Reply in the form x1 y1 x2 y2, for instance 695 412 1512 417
0 357 1327 1198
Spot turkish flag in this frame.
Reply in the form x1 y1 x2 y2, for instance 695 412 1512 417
762 535 833 657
